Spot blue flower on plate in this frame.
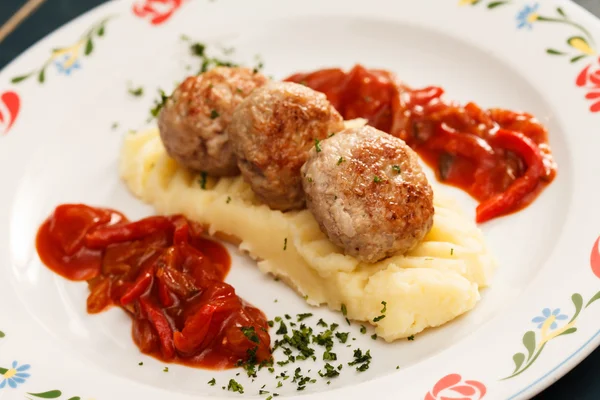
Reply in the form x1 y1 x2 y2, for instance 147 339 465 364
516 3 540 30
532 308 568 329
54 53 81 76
0 361 31 389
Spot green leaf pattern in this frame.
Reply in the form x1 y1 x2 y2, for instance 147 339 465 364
502 291 600 380
10 15 114 85
464 2 596 62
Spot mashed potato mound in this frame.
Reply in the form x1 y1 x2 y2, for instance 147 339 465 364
119 127 497 341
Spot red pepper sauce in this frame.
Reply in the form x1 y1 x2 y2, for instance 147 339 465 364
285 65 557 223
36 204 271 370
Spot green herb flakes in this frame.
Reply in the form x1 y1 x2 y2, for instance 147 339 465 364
314 138 322 153
210 109 220 119
199 171 207 189
227 379 244 394
240 326 260 343
208 378 216 386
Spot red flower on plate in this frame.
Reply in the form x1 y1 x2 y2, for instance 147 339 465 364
591 236 600 279
576 56 600 113
425 374 487 400
132 0 185 25
0 91 20 135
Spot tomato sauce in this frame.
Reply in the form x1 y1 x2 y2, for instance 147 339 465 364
285 65 557 222
36 204 271 370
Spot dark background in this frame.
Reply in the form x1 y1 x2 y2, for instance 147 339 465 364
1 0 599 398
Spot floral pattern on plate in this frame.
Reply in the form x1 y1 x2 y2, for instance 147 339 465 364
425 373 487 400
459 1 599 113
10 16 114 85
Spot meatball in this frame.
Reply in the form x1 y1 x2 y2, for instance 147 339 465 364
227 81 345 210
301 125 434 263
158 67 268 176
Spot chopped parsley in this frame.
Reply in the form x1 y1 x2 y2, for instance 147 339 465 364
210 109 220 119
317 319 328 328
128 86 144 97
236 87 243 93
208 378 216 386
163 367 169 372
319 363 340 378
371 334 378 340
240 326 260 343
396 365 400 370
307 176 313 183
330 323 339 331
283 237 287 251
335 332 349 344
341 304 347 316
190 42 206 57
276 321 288 335
373 301 387 322
360 325 367 334
199 171 208 189
323 350 337 361
297 313 313 322
227 379 244 394
337 156 344 165
111 122 119 130
268 320 274 327
226 196 232 204
348 349 372 372
392 165 401 173
138 362 143 366
314 138 322 153
150 89 168 118
408 335 415 341
345 318 351 326
450 248 454 256
373 175 383 183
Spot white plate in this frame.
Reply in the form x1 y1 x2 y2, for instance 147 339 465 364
1 0 600 399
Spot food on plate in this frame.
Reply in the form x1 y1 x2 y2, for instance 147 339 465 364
227 81 345 211
286 64 557 222
36 204 271 368
158 66 268 176
301 125 434 263
119 128 496 341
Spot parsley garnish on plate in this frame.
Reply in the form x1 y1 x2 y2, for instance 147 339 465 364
392 165 401 173
240 326 260 343
373 175 383 183
208 378 216 386
337 156 344 165
128 86 144 97
150 88 168 118
199 171 207 189
227 379 244 394
314 138 322 153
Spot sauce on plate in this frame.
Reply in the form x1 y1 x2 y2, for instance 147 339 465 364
285 64 557 222
36 204 271 369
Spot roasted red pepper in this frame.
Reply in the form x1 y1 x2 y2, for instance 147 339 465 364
475 129 545 223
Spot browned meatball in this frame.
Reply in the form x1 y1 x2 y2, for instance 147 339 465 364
158 67 268 176
301 125 434 262
227 81 345 211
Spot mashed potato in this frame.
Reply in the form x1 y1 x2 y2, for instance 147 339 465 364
119 127 497 341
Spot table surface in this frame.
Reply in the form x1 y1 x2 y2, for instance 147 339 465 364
0 0 599 398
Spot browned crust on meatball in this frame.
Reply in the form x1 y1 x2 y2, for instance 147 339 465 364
301 125 434 262
158 67 268 176
227 81 345 211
